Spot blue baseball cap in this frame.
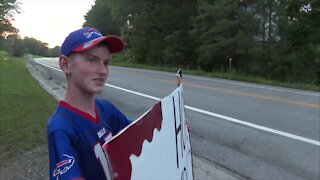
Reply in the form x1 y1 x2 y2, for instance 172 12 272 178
61 27 125 56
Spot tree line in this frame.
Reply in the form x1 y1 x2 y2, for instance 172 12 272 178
0 0 60 57
84 0 319 85
1 0 319 85
0 35 60 57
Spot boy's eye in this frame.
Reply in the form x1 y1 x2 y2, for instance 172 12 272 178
104 61 110 66
88 57 98 62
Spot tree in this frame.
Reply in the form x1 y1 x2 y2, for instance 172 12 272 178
0 0 20 36
163 30 196 68
85 0 197 66
236 0 259 75
49 46 60 57
161 0 197 68
282 0 320 83
23 37 41 55
0 35 5 49
83 0 121 35
6 34 24 57
190 0 243 71
22 37 54 57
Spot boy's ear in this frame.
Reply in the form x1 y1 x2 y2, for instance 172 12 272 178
59 55 71 74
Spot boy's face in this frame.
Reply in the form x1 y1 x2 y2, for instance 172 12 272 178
66 45 111 94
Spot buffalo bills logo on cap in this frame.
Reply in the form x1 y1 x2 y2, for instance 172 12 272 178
84 28 102 38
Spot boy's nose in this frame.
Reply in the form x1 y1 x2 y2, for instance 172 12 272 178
97 63 108 75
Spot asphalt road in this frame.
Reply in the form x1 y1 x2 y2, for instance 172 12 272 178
31 58 320 180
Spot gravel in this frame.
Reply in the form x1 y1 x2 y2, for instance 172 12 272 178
0 146 48 180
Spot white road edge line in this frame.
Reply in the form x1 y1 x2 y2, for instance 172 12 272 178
106 84 161 101
111 66 320 97
34 59 320 146
185 106 320 146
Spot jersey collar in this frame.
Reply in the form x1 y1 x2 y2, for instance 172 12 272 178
59 100 101 124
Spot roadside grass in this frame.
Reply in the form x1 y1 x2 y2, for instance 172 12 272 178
0 51 56 162
111 61 320 92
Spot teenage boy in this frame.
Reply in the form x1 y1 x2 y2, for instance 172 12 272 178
47 27 131 180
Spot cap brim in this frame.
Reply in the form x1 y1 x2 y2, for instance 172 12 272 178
73 35 125 54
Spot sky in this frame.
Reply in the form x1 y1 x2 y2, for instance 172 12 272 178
12 0 95 48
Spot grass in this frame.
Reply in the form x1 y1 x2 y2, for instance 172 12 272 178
111 61 320 92
0 51 56 162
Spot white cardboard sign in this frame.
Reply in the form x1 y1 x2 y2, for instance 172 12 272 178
102 85 193 180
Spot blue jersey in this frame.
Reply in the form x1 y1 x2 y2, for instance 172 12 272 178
47 99 131 180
